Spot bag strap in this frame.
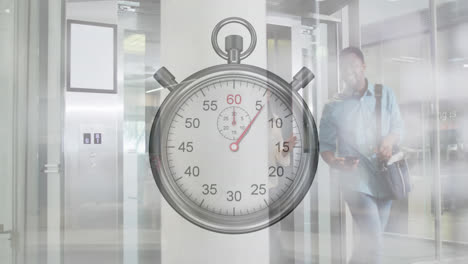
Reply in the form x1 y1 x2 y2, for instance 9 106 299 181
375 84 383 168
375 84 383 145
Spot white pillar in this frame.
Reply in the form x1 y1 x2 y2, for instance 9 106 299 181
160 1 269 263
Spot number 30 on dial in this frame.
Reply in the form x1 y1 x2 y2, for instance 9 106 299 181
149 64 319 234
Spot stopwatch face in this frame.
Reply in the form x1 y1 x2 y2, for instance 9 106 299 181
149 64 318 234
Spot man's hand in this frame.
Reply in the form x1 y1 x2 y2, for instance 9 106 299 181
321 151 359 171
333 157 360 171
378 133 398 161
282 134 297 157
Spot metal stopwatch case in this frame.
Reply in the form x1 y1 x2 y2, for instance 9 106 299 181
149 17 319 234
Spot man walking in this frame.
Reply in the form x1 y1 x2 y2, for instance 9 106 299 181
319 47 403 264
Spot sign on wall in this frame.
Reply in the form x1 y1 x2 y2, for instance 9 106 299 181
67 20 117 93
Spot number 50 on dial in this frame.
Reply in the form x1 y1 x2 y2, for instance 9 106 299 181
149 65 319 234
149 17 318 234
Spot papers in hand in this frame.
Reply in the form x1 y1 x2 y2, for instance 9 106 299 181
387 151 405 166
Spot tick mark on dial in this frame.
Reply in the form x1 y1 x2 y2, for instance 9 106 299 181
200 199 205 206
175 176 183 182
284 113 292 118
176 113 183 118
264 199 269 207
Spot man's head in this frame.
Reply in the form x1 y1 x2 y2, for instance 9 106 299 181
339 47 366 91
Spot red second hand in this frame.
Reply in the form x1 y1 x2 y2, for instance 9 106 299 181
230 105 264 152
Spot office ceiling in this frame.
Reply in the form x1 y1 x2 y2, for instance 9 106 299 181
267 0 351 16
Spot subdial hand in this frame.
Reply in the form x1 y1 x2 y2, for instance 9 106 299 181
232 107 237 126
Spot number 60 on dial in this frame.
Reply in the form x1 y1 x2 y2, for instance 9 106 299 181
149 17 319 234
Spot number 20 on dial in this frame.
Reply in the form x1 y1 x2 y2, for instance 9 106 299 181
149 17 318 234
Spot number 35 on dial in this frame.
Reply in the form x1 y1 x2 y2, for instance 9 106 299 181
149 66 319 234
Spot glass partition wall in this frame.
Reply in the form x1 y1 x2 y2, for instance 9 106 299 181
0 1 16 262
360 1 436 263
361 0 468 263
436 1 468 262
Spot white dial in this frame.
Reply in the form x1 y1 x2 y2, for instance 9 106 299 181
166 79 302 215
150 69 318 234
150 16 317 234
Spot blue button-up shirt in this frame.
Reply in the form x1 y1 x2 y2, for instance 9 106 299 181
319 81 403 198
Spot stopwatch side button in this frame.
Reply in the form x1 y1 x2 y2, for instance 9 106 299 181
290 67 315 91
154 67 179 91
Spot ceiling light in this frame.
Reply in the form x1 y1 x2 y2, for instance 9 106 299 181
118 1 140 7
146 87 164 94
448 57 467 62
119 6 136 12
463 64 468 68
392 58 415 63
5 9 10 13
400 56 422 62
391 56 423 63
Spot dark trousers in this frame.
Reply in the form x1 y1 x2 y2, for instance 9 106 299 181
344 191 392 264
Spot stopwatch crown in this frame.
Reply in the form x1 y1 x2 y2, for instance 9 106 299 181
225 35 243 64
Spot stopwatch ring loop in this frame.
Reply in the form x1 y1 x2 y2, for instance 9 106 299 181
211 17 257 61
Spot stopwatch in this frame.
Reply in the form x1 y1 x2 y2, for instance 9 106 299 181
149 17 319 234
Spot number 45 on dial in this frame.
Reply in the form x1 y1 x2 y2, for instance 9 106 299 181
149 17 319 234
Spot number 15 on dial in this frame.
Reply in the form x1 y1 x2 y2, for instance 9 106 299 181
149 17 318 234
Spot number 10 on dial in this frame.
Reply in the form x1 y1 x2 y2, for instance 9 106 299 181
149 17 318 234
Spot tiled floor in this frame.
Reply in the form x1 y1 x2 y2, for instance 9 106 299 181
382 235 468 264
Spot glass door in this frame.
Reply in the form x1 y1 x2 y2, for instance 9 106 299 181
266 11 344 263
1 1 65 263
437 1 468 262
0 0 17 262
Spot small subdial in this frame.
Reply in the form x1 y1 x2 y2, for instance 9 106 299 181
217 106 251 140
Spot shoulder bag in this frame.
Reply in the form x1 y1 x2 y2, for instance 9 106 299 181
375 84 411 200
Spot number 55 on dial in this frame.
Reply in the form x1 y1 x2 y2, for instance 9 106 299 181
149 17 318 234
